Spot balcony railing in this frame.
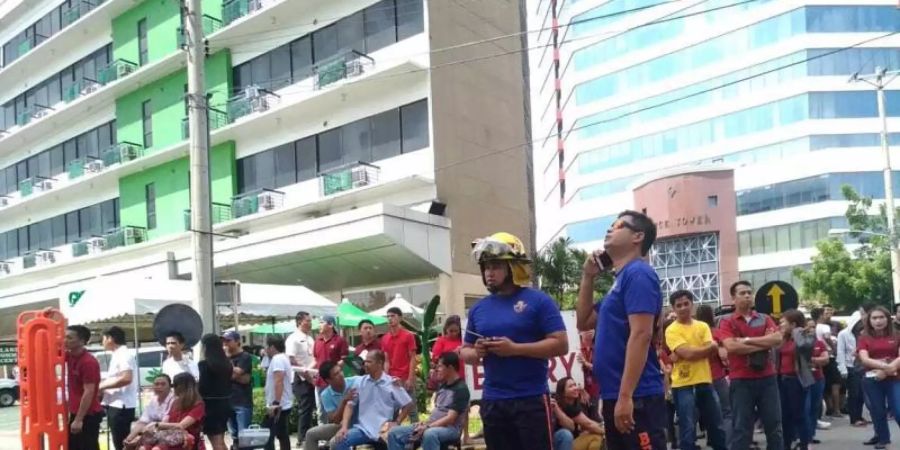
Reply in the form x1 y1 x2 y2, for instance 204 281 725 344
183 202 234 230
19 176 55 197
17 33 49 57
232 188 285 219
226 87 280 123
181 108 228 139
98 59 138 85
67 156 104 179
313 50 375 90
71 236 106 258
177 16 222 49
223 0 264 26
16 104 54 126
23 249 58 269
103 226 148 250
63 77 101 103
321 162 381 196
101 142 144 167
62 1 104 27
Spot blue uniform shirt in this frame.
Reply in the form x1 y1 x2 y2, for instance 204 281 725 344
593 259 664 400
464 287 566 400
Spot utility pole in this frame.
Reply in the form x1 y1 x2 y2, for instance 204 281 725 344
185 0 215 333
851 66 900 305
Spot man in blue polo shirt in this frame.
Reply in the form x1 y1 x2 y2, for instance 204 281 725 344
461 232 568 450
577 210 665 450
302 361 358 450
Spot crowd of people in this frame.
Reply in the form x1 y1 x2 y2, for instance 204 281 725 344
58 211 900 450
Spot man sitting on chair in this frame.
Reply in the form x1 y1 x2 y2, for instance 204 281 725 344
387 352 470 450
333 350 413 450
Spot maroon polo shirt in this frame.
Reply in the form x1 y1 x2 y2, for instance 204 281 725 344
313 333 349 388
65 350 103 415
718 311 778 379
354 338 382 356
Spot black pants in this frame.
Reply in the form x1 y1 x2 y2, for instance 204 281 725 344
69 412 103 450
481 395 554 450
105 406 135 450
602 395 668 450
847 367 867 423
264 407 292 450
293 379 315 442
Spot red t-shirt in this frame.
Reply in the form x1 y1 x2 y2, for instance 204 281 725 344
858 334 900 362
65 350 103 415
718 312 778 379
779 340 797 375
354 338 381 356
709 328 727 380
166 400 205 448
313 334 349 388
382 328 417 379
431 335 464 373
812 340 827 380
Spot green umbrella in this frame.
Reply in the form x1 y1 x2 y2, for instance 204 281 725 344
337 299 387 328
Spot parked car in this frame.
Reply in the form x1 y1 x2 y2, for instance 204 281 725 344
0 378 19 407
90 345 168 389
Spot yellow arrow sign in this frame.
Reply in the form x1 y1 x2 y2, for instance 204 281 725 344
768 284 785 317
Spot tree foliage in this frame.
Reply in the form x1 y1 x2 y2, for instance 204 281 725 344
532 237 614 309
794 185 895 310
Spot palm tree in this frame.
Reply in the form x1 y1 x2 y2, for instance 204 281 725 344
533 237 613 309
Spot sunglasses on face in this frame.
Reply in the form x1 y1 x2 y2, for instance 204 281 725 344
610 219 641 233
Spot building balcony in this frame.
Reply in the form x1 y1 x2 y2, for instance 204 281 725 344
100 141 144 167
67 156 105 180
232 188 286 219
97 58 138 84
63 77 102 103
22 249 59 269
321 162 381 196
15 104 54 126
183 202 234 230
314 50 375 90
19 176 56 197
226 88 280 123
181 108 228 139
62 1 106 27
176 15 224 48
103 226 149 250
222 0 266 26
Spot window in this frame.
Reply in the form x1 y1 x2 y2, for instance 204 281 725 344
142 100 153 148
51 216 66 247
341 118 371 164
366 0 397 52
317 129 342 172
295 137 317 182
273 143 296 188
80 204 101 238
400 100 429 152
313 25 338 64
138 19 149 66
337 11 365 53
290 37 312 82
707 195 718 207
237 156 257 193
101 199 118 233
66 211 79 243
145 183 156 229
396 0 424 41
370 109 401 161
269 44 292 90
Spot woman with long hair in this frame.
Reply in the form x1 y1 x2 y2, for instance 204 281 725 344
198 333 233 450
431 315 464 372
777 309 816 450
551 377 604 450
858 305 900 449
140 372 205 450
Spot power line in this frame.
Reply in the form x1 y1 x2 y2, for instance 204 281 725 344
432 31 900 173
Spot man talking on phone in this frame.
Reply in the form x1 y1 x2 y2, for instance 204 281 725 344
577 210 665 450
460 232 568 450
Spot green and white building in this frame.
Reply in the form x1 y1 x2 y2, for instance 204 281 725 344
0 0 534 337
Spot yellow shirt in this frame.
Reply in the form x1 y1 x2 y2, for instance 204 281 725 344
665 320 713 388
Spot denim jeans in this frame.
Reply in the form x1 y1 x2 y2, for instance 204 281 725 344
332 427 378 450
387 424 461 450
847 368 867 423
673 383 727 450
862 377 900 445
779 376 811 449
713 377 732 447
806 379 825 439
553 428 574 450
730 376 783 450
228 405 252 441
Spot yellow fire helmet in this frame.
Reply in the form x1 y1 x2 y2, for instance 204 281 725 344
471 232 532 286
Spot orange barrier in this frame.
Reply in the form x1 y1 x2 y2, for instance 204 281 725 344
18 308 67 450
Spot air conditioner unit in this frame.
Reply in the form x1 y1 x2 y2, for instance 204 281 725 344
117 63 135 78
258 192 279 211
350 166 372 188
86 237 106 254
121 145 139 162
81 83 99 96
35 179 53 191
0 262 10 274
346 59 365 78
0 197 8 207
250 95 269 113
32 108 50 120
86 160 104 173
124 227 144 244
35 250 55 266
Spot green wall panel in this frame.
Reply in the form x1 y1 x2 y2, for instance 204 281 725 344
118 141 236 241
112 0 225 66
115 50 232 152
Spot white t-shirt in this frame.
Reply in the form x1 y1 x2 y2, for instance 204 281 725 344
816 323 833 341
265 353 294 409
102 346 139 409
285 330 315 381
162 355 199 380
139 392 174 423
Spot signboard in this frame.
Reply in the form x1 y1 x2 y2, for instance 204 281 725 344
464 311 584 401
754 281 799 319
0 342 17 365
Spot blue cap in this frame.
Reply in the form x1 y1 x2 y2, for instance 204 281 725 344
222 330 241 341
322 315 337 326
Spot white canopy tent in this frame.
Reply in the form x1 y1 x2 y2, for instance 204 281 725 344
370 293 425 317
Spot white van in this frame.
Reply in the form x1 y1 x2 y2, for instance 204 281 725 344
89 345 168 389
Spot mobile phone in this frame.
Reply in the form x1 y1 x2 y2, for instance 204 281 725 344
466 329 496 341
593 251 613 271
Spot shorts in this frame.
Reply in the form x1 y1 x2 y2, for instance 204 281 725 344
825 359 842 387
601 395 667 450
202 399 231 436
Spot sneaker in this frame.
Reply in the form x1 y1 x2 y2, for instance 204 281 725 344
864 437 879 446
817 420 831 430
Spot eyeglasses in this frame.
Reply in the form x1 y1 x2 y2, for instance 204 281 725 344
610 219 641 233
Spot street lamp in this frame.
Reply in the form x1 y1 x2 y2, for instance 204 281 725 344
829 228 900 306
849 66 900 305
